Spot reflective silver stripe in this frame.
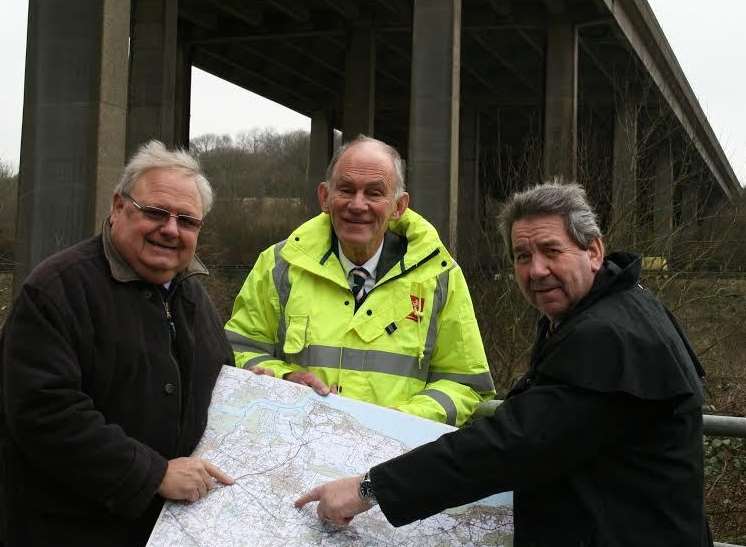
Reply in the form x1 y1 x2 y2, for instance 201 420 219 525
272 241 290 360
420 389 457 426
244 354 277 368
420 268 451 369
225 330 276 356
428 371 495 393
288 345 429 382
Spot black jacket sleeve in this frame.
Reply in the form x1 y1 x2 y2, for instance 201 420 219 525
2 285 168 519
371 382 669 527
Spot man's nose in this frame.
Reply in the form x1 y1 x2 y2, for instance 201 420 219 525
529 254 550 278
159 215 180 236
348 191 367 210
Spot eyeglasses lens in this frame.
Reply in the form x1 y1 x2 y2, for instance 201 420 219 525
127 195 202 231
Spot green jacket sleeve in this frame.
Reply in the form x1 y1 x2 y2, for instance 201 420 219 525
224 244 304 379
395 266 496 427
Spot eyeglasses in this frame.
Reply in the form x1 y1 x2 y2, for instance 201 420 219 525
122 193 204 231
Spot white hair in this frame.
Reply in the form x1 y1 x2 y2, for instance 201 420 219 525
114 140 214 215
324 135 406 198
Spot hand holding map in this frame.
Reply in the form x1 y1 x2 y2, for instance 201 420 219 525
157 456 234 502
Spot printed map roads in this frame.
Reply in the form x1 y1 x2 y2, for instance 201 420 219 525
147 366 513 546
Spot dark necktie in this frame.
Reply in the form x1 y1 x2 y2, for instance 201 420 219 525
350 267 369 306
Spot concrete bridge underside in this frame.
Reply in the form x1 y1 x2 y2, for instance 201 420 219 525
16 0 742 284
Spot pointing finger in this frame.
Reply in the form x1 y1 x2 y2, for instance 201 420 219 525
294 487 322 509
205 461 235 485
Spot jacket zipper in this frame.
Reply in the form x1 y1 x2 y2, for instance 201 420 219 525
365 247 441 299
162 293 182 444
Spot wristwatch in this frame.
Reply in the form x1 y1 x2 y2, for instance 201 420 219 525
359 470 378 506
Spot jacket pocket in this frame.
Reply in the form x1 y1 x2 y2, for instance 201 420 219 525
283 314 309 356
354 285 413 344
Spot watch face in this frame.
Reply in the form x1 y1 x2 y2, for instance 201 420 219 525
360 480 374 498
359 473 377 504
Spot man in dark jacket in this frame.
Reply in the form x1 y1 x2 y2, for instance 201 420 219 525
295 182 711 546
0 141 235 546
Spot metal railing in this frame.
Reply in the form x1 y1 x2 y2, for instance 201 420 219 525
474 400 746 439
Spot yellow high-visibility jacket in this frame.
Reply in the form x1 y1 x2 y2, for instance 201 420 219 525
225 209 495 426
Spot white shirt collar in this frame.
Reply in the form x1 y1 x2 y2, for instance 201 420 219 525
338 239 384 282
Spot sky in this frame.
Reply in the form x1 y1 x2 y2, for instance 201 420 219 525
0 1 744 184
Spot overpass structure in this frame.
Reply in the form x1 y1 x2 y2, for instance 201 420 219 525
15 0 743 284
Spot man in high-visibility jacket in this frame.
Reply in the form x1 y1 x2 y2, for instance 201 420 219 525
225 135 495 426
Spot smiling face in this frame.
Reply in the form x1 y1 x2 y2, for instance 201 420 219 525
511 214 604 321
110 168 203 284
318 142 409 264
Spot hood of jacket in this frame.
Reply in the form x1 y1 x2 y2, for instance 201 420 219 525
281 209 453 288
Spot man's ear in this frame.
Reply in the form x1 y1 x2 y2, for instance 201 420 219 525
110 193 125 219
588 237 605 272
391 192 409 219
317 182 330 213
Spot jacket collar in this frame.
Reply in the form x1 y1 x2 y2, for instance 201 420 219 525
330 228 408 282
282 209 448 286
536 251 642 340
528 251 642 377
102 218 208 284
578 251 641 310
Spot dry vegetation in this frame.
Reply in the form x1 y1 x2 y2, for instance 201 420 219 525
0 127 744 542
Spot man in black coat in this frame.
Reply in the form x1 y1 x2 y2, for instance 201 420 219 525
295 182 712 546
0 141 235 546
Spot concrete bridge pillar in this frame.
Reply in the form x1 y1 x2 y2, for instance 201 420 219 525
307 109 335 212
408 0 461 252
680 181 699 226
15 0 130 292
174 36 193 148
458 107 481 265
610 93 639 249
126 0 187 157
343 26 375 141
653 142 674 255
543 18 577 182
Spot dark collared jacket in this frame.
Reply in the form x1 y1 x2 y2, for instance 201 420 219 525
0 223 233 546
372 252 712 546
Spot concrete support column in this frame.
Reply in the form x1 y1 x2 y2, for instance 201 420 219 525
343 26 375 140
174 34 192 148
408 0 461 252
307 109 335 213
610 94 639 249
15 0 130 291
680 182 699 226
126 0 181 157
458 107 480 265
652 142 674 255
543 18 577 182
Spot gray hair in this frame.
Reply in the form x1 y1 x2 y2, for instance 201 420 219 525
323 135 406 198
114 140 214 215
499 181 602 260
